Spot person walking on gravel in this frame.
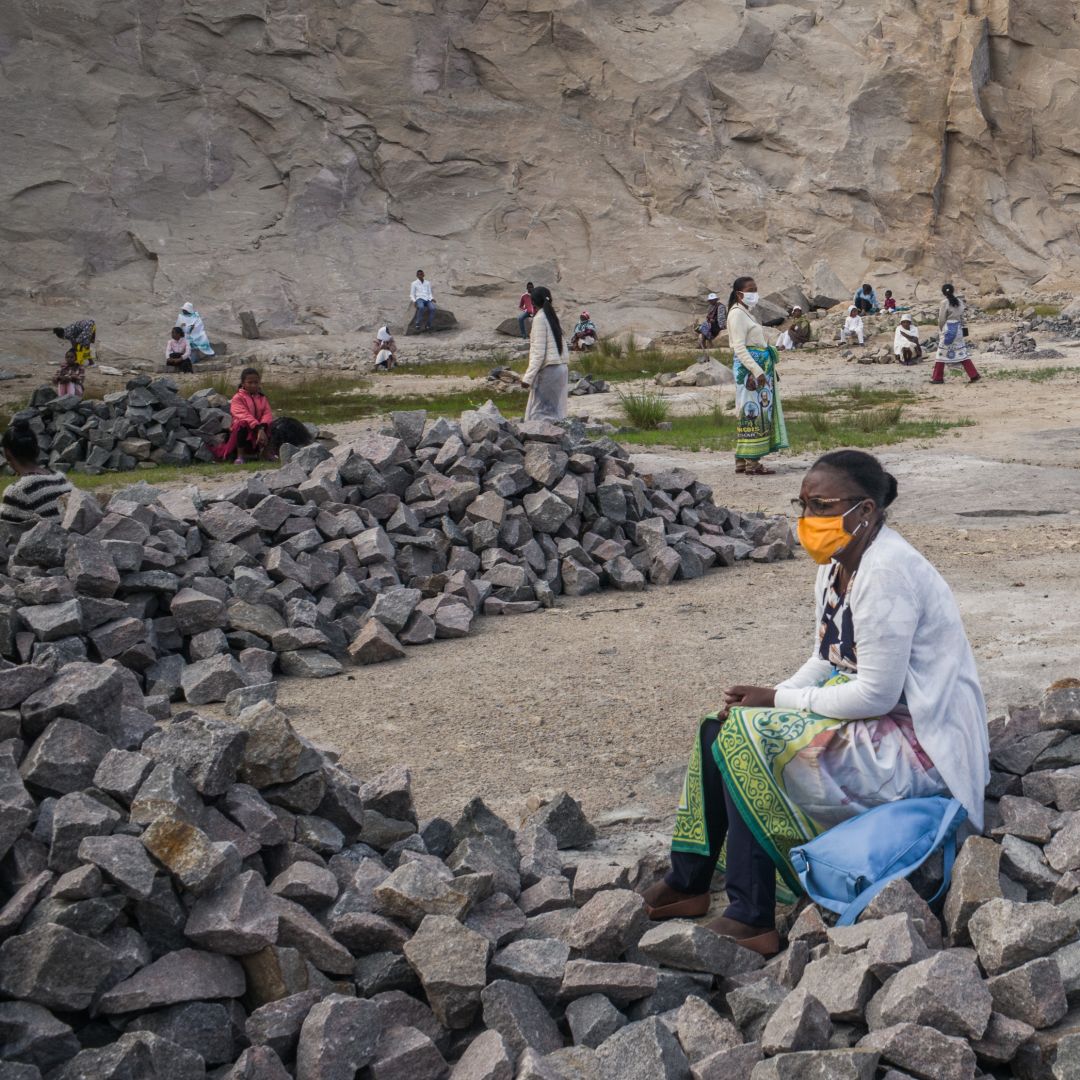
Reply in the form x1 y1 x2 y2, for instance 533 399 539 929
931 283 980 384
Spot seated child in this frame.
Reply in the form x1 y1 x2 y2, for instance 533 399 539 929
883 290 897 312
53 349 85 398
211 368 274 464
165 327 193 372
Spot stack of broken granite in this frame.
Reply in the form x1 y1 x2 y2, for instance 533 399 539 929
13 378 246 473
0 403 793 702
5 668 1080 1078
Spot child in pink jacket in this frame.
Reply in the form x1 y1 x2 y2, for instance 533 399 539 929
212 368 274 463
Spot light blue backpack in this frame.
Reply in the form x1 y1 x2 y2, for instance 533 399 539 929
788 796 967 927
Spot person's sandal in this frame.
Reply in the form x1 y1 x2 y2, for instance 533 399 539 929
735 460 747 474
641 881 711 920
705 914 782 957
745 462 776 476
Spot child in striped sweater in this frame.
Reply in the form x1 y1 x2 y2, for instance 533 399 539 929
1 420 73 525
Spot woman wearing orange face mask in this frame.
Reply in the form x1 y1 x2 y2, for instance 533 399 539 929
643 450 988 956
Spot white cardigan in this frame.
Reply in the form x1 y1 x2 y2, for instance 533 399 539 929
523 309 568 386
773 527 989 828
727 305 767 378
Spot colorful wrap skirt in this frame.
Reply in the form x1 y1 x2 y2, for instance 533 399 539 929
937 320 970 364
671 674 947 896
734 346 788 460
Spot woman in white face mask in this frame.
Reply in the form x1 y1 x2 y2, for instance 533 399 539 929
727 276 788 475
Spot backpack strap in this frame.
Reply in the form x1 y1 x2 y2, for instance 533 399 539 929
835 798 966 927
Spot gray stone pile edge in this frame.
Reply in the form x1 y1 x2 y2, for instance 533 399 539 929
0 401 795 698
4 657 1080 1076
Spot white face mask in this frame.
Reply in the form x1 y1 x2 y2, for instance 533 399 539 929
741 292 759 307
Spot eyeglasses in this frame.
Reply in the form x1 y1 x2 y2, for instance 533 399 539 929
789 495 865 518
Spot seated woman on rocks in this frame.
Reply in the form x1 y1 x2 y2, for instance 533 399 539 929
211 368 274 464
643 450 989 956
1 419 73 525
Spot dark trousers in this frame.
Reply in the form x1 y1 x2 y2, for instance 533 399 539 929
667 718 777 927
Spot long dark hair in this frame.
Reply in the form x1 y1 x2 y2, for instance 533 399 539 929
728 276 754 310
814 449 898 508
239 367 261 389
2 420 40 466
530 286 563 354
942 283 961 308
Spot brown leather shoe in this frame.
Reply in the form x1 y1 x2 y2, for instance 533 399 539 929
705 914 782 957
641 881 711 921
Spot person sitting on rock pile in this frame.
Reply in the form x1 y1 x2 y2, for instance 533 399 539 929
176 302 214 359
883 289 897 312
893 314 922 364
53 348 85 398
777 306 811 350
852 283 879 315
0 419 73 525
840 307 866 346
211 367 274 464
570 310 598 351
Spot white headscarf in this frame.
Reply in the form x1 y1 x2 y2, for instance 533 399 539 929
181 302 194 314
377 326 392 343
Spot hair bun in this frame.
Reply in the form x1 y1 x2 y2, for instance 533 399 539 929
883 472 899 507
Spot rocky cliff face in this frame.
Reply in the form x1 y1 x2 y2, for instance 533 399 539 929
1 0 1078 345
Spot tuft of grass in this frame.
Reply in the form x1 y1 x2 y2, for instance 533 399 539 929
1032 304 1062 317
617 389 671 430
982 298 1016 312
854 405 904 433
988 366 1072 383
207 374 378 426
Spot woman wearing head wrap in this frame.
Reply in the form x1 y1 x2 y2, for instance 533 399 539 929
893 315 922 364
728 276 788 475
52 320 96 367
570 310 597 351
176 302 215 359
519 286 569 421
931 284 980 384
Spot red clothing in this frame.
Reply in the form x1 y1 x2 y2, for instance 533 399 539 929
883 298 897 311
519 292 536 315
211 389 273 461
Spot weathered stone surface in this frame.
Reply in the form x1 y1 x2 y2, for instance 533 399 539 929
403 915 492 1029
97 948 245 1014
141 713 247 797
565 888 647 960
141 814 241 895
186 869 279 954
53 1030 206 1080
19 717 111 795
762 988 833 1055
987 956 1069 1029
370 1024 446 1080
867 951 992 1039
969 1009 1036 1066
638 919 765 976
674 996 741 1064
857 1023 976 1080
78 834 158 899
180 654 248 705
295 995 382 1080
450 1029 514 1080
481 979 563 1056
491 938 570 1002
0 1000 80 1074
128 1000 242 1066
797 952 876 1022
691 1043 762 1080
561 960 658 1005
528 791 596 849
943 836 1002 943
374 859 470 928
595 1016 690 1080
230 701 322 788
748 1050 880 1080
0 924 111 1011
968 898 1077 974
566 994 627 1050
224 1046 293 1080
348 619 407 664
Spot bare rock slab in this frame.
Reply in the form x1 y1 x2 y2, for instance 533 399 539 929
403 914 492 1030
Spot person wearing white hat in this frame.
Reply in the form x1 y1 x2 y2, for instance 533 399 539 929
777 305 811 351
893 314 922 364
699 291 727 355
175 302 214 359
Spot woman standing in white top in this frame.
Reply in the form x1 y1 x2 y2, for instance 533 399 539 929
519 285 569 421
727 276 788 475
931 283 980 384
644 450 988 957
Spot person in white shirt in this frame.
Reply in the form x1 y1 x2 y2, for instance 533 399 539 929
372 325 398 366
410 270 436 331
518 285 568 420
893 315 922 364
840 307 865 345
643 450 988 958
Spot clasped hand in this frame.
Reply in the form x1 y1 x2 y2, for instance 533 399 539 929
717 684 776 721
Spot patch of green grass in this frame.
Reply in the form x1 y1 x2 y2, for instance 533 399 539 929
384 358 507 379
369 390 525 418
575 338 716 382
0 460 266 497
617 389 670 430
1032 304 1062 317
988 366 1072 382
207 375 379 426
619 389 972 453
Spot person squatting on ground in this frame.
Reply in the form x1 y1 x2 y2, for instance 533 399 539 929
53 349 85 397
176 302 214 359
841 307 866 345
166 327 193 373
932 283 980 384
520 285 569 421
728 276 788 476
0 420 73 526
211 368 274 464
570 311 598 351
518 282 535 339
53 320 96 368
699 292 726 354
893 315 922 364
641 450 989 956
777 306 811 350
410 270 436 331
852 283 879 315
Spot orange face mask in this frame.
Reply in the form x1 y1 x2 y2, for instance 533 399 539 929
796 504 863 565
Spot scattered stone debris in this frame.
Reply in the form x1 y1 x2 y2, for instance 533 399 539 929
4 653 1080 1077
0 402 794 699
655 359 733 387
6 377 321 476
485 368 608 396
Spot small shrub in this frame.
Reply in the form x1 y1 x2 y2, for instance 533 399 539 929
855 406 903 433
617 389 670 430
982 298 1016 312
1032 303 1062 317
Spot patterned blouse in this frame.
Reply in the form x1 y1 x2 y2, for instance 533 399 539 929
818 562 857 672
